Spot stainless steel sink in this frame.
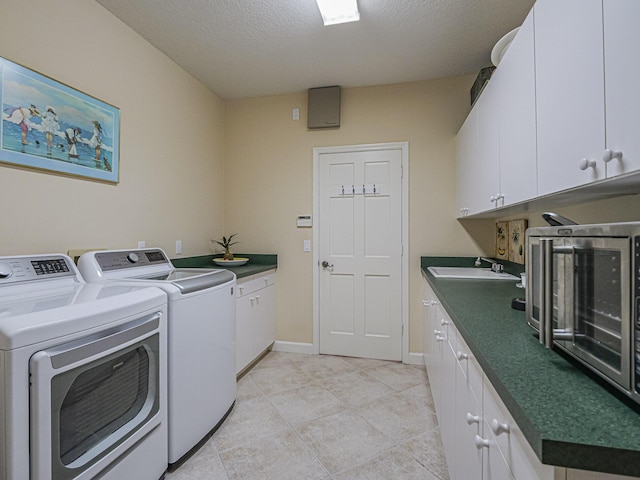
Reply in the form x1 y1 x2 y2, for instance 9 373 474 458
427 266 518 280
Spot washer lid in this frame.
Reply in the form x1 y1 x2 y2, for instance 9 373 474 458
135 268 235 294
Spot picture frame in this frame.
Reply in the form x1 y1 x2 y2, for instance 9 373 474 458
495 221 509 260
508 219 527 264
0 56 119 183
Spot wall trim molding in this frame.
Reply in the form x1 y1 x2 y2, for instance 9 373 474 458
272 341 315 355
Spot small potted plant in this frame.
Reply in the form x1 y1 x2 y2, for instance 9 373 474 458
211 234 239 260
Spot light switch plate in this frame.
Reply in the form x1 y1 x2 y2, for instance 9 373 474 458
304 240 311 252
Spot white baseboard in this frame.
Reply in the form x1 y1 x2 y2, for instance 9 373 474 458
272 340 315 355
407 352 425 366
272 342 424 365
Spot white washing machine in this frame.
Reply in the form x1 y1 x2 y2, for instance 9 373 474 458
77 248 236 469
0 254 168 480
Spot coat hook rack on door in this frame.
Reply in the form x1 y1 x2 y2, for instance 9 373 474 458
340 184 380 195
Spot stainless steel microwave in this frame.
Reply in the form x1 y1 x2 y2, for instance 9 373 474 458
526 222 640 403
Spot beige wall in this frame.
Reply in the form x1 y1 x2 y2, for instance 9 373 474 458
223 78 482 353
0 0 225 257
463 193 640 256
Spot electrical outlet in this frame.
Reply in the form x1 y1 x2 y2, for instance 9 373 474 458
304 240 311 252
293 108 300 120
138 241 146 249
175 240 182 255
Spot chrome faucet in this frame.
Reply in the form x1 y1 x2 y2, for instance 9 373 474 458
475 257 504 273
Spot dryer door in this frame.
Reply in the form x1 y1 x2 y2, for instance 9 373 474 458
30 313 162 480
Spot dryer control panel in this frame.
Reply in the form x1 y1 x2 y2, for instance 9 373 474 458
0 255 76 284
94 249 170 272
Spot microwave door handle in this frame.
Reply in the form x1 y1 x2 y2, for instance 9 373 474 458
540 239 554 348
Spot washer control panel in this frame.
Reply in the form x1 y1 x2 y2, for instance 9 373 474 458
95 249 170 272
0 256 75 284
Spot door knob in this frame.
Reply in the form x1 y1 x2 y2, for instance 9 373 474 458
321 261 334 268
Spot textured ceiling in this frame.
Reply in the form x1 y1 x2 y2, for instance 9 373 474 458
95 0 535 99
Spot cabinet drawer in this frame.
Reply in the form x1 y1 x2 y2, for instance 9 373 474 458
456 331 483 402
235 270 276 298
483 377 554 480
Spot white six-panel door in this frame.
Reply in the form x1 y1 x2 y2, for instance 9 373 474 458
316 146 404 361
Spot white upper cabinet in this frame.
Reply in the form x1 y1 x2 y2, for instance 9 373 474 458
456 0 640 217
497 9 537 206
535 0 606 196
603 0 640 178
456 11 536 217
475 75 502 212
456 105 478 217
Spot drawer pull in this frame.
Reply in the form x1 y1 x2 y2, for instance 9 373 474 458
474 435 490 449
490 418 510 436
466 412 480 425
579 158 597 171
603 149 623 164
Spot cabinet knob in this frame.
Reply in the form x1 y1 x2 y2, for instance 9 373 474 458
603 149 623 164
457 351 468 361
466 412 481 425
440 319 449 326
490 418 511 436
474 435 491 449
579 158 597 170
255 294 261 303
422 299 429 306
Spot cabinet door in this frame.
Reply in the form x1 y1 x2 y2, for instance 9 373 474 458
498 9 537 206
422 279 436 368
235 293 254 374
428 303 445 416
456 106 478 217
454 354 483 480
535 0 605 195
481 424 515 480
603 0 640 178
483 377 555 480
439 312 458 477
253 284 276 356
474 79 502 212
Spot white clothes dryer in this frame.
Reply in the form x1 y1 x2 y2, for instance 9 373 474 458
0 254 168 480
77 248 236 469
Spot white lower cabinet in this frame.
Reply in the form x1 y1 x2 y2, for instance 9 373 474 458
423 277 553 480
422 277 640 480
235 270 276 374
453 336 482 480
423 277 640 480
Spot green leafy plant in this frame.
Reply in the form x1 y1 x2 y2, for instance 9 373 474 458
211 234 239 260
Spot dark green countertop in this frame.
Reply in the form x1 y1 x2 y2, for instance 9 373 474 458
421 256 640 478
171 253 277 279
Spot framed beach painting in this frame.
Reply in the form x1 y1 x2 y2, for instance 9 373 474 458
0 56 119 183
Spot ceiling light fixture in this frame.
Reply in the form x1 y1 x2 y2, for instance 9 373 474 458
315 0 360 26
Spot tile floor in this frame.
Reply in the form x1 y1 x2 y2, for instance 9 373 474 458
165 351 449 480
